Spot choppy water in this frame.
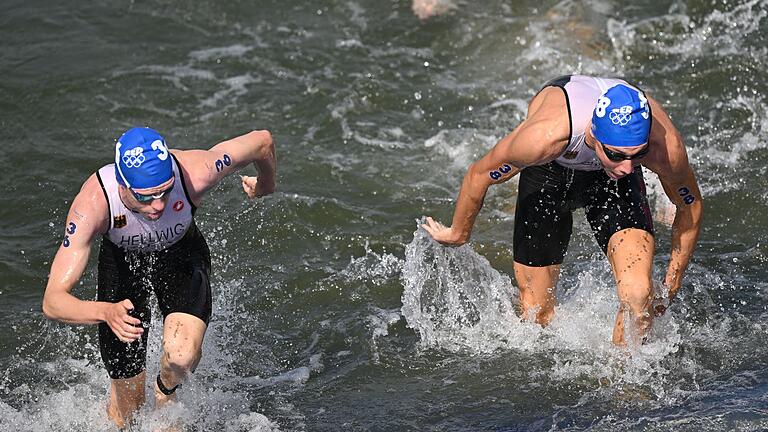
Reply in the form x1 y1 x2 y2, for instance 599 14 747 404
1 0 768 430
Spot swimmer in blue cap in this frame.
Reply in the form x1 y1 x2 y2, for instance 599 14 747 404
114 127 174 189
423 75 703 349
591 84 651 146
113 127 177 220
42 126 277 427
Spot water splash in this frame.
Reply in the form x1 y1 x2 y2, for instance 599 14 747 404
609 0 768 59
401 220 535 354
0 223 285 431
340 241 404 285
400 219 685 395
423 129 500 172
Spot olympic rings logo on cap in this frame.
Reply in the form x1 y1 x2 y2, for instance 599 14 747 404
122 147 146 168
609 105 633 126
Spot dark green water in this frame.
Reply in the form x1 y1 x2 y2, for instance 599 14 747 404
1 0 768 430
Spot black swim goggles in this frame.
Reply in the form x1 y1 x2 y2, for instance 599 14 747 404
131 181 175 203
600 141 649 162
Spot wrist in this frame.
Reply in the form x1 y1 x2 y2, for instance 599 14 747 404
450 229 470 245
260 177 276 189
95 301 110 323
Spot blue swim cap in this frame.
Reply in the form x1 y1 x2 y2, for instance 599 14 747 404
114 127 173 189
591 84 651 147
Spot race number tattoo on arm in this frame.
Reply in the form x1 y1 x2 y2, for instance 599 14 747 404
677 187 695 205
214 154 233 173
489 163 512 181
63 221 77 247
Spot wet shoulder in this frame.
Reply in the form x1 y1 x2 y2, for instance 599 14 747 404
169 149 207 205
528 86 567 118
526 88 571 150
70 173 110 235
645 97 690 177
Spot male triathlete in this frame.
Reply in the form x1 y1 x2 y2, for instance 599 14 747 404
423 75 703 346
42 127 276 427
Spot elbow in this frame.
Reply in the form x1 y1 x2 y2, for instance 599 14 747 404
466 162 493 187
249 129 274 159
690 198 704 225
42 297 57 320
254 129 273 145
41 291 65 321
466 162 482 181
675 199 703 232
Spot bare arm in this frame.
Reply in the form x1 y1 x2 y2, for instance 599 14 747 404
660 166 702 300
424 88 570 245
174 130 276 204
41 175 143 342
645 98 704 307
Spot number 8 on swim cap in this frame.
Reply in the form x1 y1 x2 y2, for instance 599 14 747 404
114 127 173 189
591 84 651 148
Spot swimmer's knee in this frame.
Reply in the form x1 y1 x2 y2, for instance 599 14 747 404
519 302 555 326
620 283 653 311
162 345 202 378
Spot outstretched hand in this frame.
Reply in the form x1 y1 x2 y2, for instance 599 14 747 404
421 216 466 246
241 175 275 199
104 299 143 343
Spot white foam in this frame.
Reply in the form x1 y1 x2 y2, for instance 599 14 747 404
336 38 364 49
0 273 283 431
189 44 254 61
353 132 410 150
401 220 685 388
242 367 311 387
224 412 281 432
0 363 113 432
423 129 500 172
401 221 533 354
200 73 260 108
368 307 404 363
340 241 403 284
689 94 768 196
616 0 767 59
129 64 217 81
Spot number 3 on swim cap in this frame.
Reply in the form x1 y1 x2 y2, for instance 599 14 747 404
151 140 169 161
595 96 611 117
